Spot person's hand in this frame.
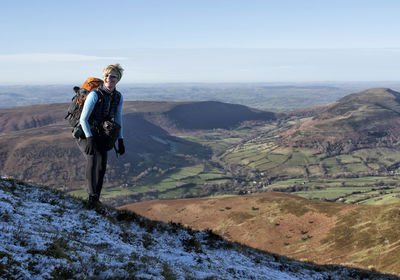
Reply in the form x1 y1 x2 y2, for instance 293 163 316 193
85 137 95 155
117 139 125 155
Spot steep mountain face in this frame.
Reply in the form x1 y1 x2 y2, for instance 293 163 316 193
281 88 400 154
0 101 275 189
122 191 400 276
3 178 393 279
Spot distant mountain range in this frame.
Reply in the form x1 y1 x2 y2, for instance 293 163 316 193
0 82 381 111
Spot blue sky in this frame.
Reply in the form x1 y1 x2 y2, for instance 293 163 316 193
2 0 400 84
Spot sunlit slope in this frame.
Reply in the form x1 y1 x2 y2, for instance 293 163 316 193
8 178 388 279
219 88 400 203
220 129 400 185
282 88 400 151
121 192 400 276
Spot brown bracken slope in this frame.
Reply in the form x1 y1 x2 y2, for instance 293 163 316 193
120 192 400 276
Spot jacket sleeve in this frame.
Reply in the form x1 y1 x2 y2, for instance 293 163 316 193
79 91 98 138
115 94 123 139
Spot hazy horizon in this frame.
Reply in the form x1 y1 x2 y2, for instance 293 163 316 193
2 80 400 87
3 81 400 112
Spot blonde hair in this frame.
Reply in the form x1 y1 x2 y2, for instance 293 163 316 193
102 63 124 81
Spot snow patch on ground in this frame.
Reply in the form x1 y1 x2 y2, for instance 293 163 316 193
0 179 397 279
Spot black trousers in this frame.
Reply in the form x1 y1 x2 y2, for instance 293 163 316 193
76 138 108 198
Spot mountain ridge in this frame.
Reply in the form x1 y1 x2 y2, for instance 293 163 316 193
281 88 400 153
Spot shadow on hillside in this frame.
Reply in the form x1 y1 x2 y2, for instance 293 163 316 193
108 113 212 185
105 113 214 203
115 113 211 159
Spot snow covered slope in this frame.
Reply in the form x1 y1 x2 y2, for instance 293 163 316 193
0 178 397 280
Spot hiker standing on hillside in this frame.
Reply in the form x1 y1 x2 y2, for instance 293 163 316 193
77 64 125 205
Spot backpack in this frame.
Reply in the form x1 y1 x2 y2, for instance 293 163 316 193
65 77 104 138
65 77 122 152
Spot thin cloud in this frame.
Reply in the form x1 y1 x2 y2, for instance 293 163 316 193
0 53 126 62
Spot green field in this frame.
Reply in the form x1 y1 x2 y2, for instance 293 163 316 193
69 112 400 206
174 122 400 206
68 161 233 203
220 132 400 178
179 131 244 153
264 176 400 204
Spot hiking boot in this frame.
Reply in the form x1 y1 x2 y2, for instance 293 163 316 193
87 194 99 208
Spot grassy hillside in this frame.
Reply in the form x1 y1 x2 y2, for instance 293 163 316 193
165 101 276 130
0 101 276 205
0 103 67 133
219 134 400 204
213 89 400 204
4 88 400 206
7 178 393 279
282 88 400 152
122 192 400 276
